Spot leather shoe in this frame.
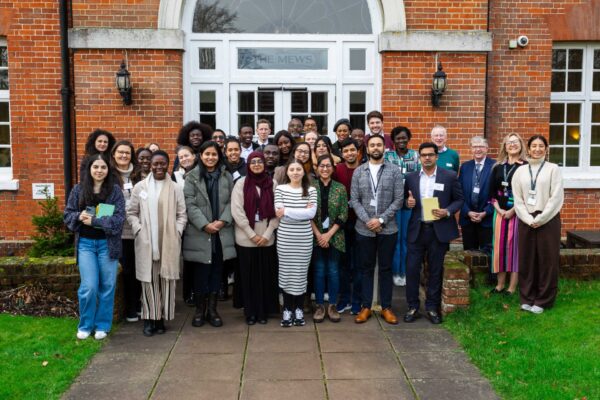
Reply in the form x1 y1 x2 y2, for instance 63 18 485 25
426 310 442 324
380 308 398 325
354 307 372 323
246 316 256 325
403 308 421 323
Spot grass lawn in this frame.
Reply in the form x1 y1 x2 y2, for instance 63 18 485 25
444 278 600 400
0 314 104 400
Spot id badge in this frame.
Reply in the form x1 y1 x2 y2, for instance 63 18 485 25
123 182 133 190
528 190 536 196
322 217 330 229
446 163 453 168
473 187 480 194
255 212 261 222
139 190 148 200
233 171 241 180
501 181 509 187
370 199 377 207
402 166 406 174
527 196 536 206
433 183 445 191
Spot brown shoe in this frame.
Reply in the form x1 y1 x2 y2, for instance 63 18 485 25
313 304 325 323
354 307 372 323
327 304 341 323
380 308 399 325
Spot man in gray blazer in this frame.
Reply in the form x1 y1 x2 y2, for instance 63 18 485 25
350 135 403 325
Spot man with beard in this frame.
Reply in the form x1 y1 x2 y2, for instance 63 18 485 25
350 135 403 325
287 118 304 142
239 123 258 161
403 142 463 325
262 144 280 178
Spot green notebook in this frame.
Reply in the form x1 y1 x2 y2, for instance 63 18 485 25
96 203 115 218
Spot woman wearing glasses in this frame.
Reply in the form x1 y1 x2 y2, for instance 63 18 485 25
274 142 315 184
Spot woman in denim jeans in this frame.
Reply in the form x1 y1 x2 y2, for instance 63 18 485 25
311 154 348 323
64 154 125 340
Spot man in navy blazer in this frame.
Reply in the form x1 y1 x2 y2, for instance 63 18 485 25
404 142 464 324
458 136 495 252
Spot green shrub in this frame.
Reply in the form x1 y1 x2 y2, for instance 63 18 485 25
28 190 73 257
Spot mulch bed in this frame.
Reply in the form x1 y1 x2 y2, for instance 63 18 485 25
0 284 78 318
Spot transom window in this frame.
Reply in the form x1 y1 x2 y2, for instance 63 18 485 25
192 0 372 34
550 44 600 180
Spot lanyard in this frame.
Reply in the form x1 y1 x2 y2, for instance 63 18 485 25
368 164 384 198
503 163 517 184
528 161 545 191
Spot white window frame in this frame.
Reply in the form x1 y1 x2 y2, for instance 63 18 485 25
0 37 17 190
551 43 600 188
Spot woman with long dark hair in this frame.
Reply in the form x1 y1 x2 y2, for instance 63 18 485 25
312 136 341 167
64 154 125 340
231 151 280 324
79 129 116 178
274 130 295 166
275 159 317 327
110 140 142 322
183 141 236 327
274 142 315 184
128 151 187 336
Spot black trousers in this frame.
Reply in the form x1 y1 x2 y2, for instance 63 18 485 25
406 224 449 311
120 239 141 316
191 239 224 296
461 223 493 252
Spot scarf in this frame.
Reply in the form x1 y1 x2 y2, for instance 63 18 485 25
204 167 221 252
147 174 164 261
243 151 275 228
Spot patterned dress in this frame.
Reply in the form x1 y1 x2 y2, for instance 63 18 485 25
275 184 318 295
490 160 527 273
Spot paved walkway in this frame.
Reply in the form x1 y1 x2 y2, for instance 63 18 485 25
63 288 498 400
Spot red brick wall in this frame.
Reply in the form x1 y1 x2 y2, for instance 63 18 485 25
381 51 487 160
71 0 160 29
0 2 65 241
404 0 488 30
73 49 183 172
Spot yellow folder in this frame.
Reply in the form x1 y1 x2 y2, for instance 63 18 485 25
422 197 440 222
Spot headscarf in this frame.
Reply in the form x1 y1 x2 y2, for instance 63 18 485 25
243 151 275 228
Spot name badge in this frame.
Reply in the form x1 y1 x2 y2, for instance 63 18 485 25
401 166 406 174
233 171 241 180
528 190 536 196
123 182 133 190
370 199 377 207
322 217 330 229
255 212 261 222
473 187 480 194
527 196 536 206
139 190 148 200
501 181 509 187
433 183 445 191
446 163 453 168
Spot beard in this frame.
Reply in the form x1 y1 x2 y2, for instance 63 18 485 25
369 151 383 160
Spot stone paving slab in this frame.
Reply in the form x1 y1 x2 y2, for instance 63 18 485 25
63 286 499 400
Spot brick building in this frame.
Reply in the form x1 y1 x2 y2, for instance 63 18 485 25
0 0 599 246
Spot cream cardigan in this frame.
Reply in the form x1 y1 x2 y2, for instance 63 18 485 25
511 157 564 226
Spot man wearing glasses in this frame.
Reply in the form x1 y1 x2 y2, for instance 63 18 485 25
403 142 464 324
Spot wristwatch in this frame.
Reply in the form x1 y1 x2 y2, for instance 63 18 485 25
378 217 384 225
446 210 450 218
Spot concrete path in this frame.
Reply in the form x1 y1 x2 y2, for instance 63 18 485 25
63 288 498 400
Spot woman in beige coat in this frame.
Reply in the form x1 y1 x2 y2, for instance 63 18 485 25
127 151 187 337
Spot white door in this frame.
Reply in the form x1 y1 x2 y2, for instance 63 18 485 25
230 84 335 138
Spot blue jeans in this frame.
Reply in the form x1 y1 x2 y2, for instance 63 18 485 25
313 246 340 305
392 208 412 276
77 237 118 333
356 233 395 309
338 221 362 309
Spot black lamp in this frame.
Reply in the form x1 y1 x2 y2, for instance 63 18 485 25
431 62 447 107
115 60 132 105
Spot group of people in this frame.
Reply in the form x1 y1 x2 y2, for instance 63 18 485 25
64 110 564 340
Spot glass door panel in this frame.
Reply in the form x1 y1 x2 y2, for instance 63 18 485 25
230 85 283 137
284 86 335 137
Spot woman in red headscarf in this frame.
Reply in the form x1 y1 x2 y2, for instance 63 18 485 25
231 151 280 325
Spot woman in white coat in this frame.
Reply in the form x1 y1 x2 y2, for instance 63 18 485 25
128 150 187 336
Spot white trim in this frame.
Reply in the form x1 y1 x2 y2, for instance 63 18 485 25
68 28 185 50
0 179 18 191
379 31 493 52
158 0 184 29
380 0 406 32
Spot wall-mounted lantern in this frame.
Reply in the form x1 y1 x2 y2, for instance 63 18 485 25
115 60 132 106
431 62 447 107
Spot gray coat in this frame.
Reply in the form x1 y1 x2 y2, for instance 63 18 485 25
182 165 236 264
350 161 403 237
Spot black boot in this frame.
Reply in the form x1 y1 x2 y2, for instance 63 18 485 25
207 293 223 327
155 319 166 334
192 295 207 327
143 320 154 337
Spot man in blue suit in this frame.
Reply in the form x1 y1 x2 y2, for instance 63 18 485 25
458 136 495 252
404 142 464 324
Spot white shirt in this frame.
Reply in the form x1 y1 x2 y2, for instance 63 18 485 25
241 145 254 161
419 167 437 199
368 162 383 192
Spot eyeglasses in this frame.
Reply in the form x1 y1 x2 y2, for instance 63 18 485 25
318 164 333 169
506 140 520 146
213 135 225 140
420 153 437 158
116 151 131 156
249 159 264 165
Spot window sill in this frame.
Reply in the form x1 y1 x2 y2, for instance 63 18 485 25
561 172 600 189
0 179 19 191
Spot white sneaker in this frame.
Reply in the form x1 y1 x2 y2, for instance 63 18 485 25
76 330 90 340
393 275 406 287
94 331 108 340
520 304 532 311
530 305 544 314
324 293 329 302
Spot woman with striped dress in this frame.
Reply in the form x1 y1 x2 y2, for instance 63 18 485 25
489 133 527 295
275 159 317 327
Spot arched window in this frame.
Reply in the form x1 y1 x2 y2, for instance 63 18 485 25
192 0 373 34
